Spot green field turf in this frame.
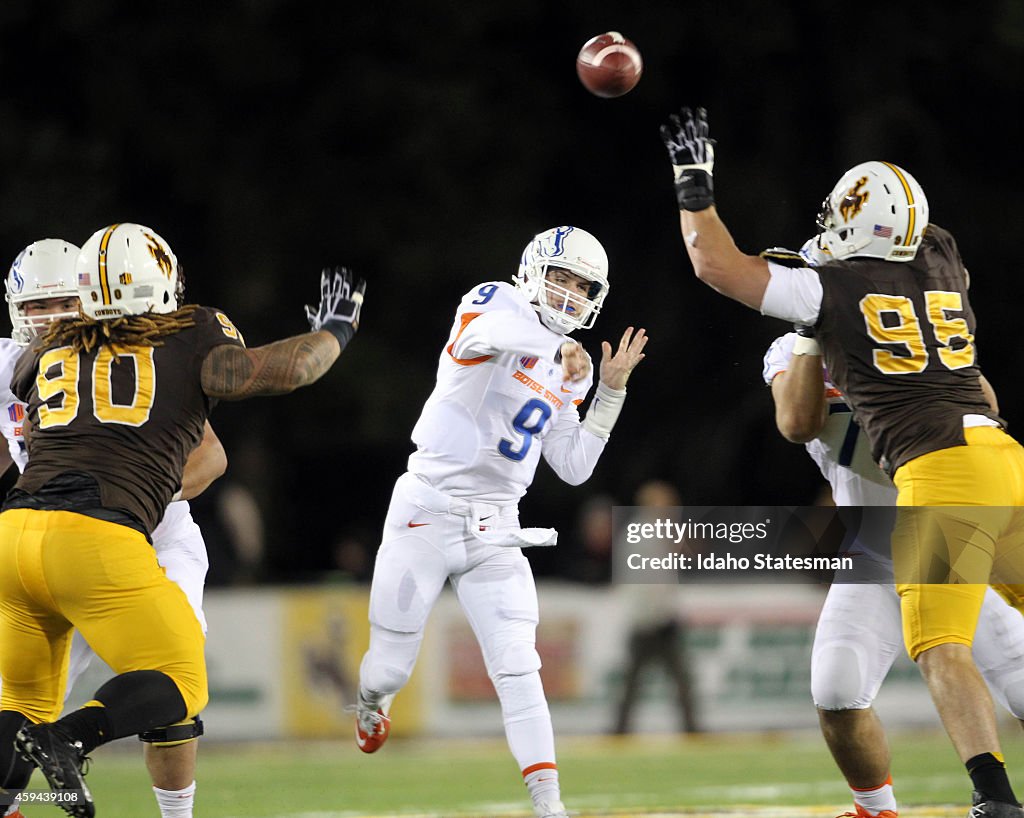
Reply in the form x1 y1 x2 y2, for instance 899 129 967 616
16 728 1019 817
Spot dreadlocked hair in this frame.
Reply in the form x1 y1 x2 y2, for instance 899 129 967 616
41 305 200 355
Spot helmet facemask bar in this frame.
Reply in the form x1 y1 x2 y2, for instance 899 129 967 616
537 265 606 332
10 299 80 346
514 226 610 335
6 239 81 345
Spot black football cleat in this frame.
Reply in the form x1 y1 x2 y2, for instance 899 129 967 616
969 791 1024 818
15 724 94 817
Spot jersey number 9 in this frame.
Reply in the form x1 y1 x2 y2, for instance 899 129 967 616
499 398 552 462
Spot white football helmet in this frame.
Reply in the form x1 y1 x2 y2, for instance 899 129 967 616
77 223 179 320
816 161 929 263
6 239 81 345
514 226 609 333
799 235 833 266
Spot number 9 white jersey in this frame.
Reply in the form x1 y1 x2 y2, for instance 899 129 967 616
409 282 604 505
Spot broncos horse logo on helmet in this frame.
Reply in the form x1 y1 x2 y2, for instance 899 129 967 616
514 226 610 334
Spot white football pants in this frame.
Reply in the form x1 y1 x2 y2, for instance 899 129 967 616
360 471 556 770
813 581 1024 716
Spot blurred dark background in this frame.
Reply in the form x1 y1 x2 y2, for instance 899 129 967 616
2 0 1022 584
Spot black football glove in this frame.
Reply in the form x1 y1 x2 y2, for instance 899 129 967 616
659 106 716 212
305 266 366 351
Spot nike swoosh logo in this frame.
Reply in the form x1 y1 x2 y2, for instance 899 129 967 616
407 522 430 528
560 386 573 393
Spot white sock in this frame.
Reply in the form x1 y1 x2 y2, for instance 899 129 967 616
523 764 561 808
5 804 23 816
153 781 197 818
852 776 897 815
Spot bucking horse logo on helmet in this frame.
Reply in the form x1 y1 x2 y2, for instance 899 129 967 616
533 226 574 259
839 176 870 223
143 231 174 280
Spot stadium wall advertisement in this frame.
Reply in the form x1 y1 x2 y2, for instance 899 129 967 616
66 584 956 741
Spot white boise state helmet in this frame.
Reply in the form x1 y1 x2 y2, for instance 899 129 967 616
6 239 81 345
816 161 929 263
77 223 179 320
799 235 832 266
514 226 609 333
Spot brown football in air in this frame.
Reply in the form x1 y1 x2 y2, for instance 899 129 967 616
576 32 643 98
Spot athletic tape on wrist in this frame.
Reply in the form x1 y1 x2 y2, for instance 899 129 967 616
792 335 822 356
583 381 627 439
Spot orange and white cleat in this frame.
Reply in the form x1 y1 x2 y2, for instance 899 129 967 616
353 690 394 754
836 807 898 818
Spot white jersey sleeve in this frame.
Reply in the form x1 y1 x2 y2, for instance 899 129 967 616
540 394 607 486
759 262 824 325
409 282 595 504
0 338 29 471
762 332 798 386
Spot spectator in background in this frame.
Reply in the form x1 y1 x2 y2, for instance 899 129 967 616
569 494 615 584
189 473 265 586
612 479 700 735
331 525 375 583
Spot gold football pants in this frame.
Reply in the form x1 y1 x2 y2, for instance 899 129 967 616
893 426 1024 659
0 508 208 723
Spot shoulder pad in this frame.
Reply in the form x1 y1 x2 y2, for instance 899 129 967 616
759 247 807 269
459 281 530 314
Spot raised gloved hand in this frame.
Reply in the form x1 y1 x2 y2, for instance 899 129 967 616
305 266 366 351
659 106 716 212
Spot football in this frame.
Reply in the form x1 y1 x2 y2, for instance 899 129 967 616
576 31 643 98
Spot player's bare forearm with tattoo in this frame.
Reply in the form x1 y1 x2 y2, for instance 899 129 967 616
201 331 341 399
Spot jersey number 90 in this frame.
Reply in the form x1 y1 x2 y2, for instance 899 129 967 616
36 345 156 429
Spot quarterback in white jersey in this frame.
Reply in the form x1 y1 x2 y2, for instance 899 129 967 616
765 330 1024 818
1 239 224 818
355 226 647 818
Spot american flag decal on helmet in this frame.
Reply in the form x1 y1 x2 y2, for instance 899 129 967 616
873 224 893 238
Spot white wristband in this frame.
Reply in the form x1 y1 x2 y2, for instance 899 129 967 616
791 335 821 356
582 381 627 440
170 489 183 503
